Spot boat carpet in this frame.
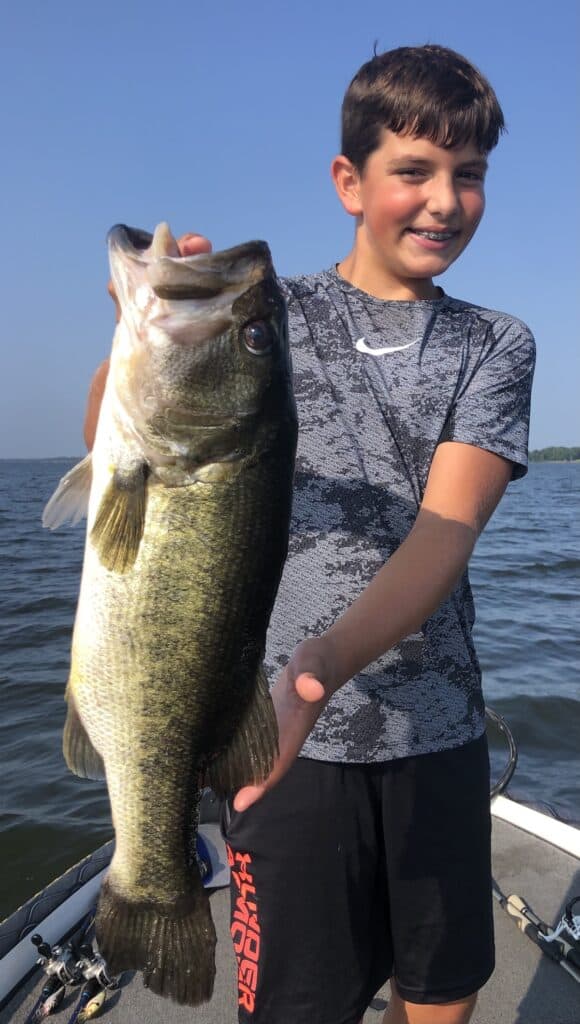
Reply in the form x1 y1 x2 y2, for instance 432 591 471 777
2 817 579 1024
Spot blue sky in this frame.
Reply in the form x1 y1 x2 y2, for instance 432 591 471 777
1 0 578 456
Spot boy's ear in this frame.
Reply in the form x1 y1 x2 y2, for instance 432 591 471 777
331 155 363 217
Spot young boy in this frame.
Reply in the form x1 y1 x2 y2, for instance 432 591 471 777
85 44 535 1024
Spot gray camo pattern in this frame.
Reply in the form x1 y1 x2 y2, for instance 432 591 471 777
264 267 535 763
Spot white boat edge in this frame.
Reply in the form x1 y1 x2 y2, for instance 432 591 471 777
0 868 106 1002
491 794 580 858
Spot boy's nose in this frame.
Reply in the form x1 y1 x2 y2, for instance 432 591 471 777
425 175 461 219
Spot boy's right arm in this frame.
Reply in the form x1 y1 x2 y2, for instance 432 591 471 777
84 232 212 451
84 358 110 450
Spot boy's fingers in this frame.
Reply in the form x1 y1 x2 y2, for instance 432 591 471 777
232 672 326 813
177 233 213 256
233 782 268 813
107 279 121 322
233 754 289 812
294 672 326 703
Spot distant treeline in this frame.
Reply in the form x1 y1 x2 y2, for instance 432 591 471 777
529 446 580 462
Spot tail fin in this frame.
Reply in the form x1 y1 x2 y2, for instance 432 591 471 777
95 874 216 1006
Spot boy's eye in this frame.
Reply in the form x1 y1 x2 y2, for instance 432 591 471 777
394 167 485 183
458 170 485 182
396 168 427 181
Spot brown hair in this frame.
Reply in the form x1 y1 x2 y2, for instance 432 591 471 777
341 45 505 170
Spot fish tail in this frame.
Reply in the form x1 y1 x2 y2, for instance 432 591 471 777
95 873 216 1006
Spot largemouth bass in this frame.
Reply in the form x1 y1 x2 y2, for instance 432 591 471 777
43 223 297 1005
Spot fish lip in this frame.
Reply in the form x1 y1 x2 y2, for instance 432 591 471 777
107 224 153 257
108 225 274 299
151 241 274 298
108 225 272 268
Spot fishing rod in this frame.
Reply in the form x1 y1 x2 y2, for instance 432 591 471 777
23 937 70 1023
487 707 580 983
492 882 580 983
23 908 96 1024
485 705 518 798
64 944 120 1024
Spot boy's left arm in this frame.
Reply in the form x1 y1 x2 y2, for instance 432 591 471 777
234 441 512 811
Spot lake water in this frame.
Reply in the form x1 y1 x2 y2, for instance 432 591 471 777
0 459 578 919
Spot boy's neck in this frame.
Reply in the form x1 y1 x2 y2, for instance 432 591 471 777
337 249 442 301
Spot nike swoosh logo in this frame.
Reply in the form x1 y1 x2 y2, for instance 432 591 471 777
355 336 420 356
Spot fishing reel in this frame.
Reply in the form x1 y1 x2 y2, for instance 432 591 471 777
25 933 83 1021
543 896 580 965
31 931 83 986
65 946 120 1023
76 942 120 990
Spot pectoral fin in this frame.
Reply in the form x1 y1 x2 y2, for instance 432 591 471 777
42 454 93 528
63 688 105 780
207 666 278 797
90 464 147 573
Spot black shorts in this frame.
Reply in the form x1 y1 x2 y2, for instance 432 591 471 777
223 734 494 1024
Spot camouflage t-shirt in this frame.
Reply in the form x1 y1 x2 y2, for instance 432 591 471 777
264 266 535 763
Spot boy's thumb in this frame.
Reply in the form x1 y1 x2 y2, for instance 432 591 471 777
294 672 326 703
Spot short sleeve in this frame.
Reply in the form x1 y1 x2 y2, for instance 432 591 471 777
277 275 293 304
441 316 536 479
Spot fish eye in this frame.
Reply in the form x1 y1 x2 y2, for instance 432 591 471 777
243 320 272 355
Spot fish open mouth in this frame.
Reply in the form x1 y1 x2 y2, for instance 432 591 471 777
108 224 154 253
108 224 273 301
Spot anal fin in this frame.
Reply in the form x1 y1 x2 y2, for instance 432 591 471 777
207 666 278 798
63 689 105 780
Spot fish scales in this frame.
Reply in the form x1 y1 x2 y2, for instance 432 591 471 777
76 476 285 895
43 223 297 1006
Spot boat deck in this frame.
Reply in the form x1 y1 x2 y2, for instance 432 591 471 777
3 817 579 1024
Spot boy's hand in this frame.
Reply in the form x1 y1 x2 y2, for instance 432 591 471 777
107 232 212 320
233 637 339 812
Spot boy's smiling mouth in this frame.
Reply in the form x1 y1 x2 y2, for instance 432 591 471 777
406 226 461 250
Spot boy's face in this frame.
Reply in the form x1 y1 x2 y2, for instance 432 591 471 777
334 130 487 297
